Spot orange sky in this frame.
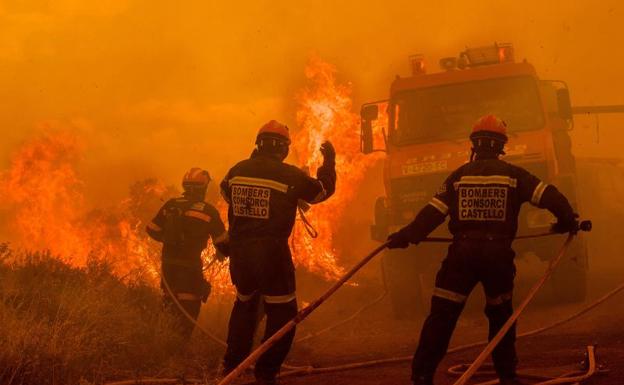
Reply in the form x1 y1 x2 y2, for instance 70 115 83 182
1 0 623 203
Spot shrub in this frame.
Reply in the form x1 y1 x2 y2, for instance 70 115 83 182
0 250 199 385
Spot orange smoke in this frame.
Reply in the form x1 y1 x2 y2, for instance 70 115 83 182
0 57 383 291
1 130 164 282
0 128 236 291
2 129 91 261
290 57 383 280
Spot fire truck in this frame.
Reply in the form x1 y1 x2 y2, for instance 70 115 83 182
360 43 624 318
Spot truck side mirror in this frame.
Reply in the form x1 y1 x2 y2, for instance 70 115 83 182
360 104 379 154
557 88 573 121
361 120 374 154
361 104 379 121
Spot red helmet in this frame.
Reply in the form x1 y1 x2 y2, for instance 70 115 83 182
470 115 508 156
182 167 211 190
471 114 508 140
256 120 291 145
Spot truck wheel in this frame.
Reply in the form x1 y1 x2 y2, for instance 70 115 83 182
382 249 428 320
549 237 588 303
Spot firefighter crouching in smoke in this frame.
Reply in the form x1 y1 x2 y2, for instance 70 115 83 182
146 168 228 339
387 115 580 385
220 120 336 385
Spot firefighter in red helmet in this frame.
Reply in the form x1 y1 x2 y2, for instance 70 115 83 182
220 120 336 384
146 167 228 339
387 115 580 385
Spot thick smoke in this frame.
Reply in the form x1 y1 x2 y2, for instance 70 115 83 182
1 1 623 181
0 1 623 277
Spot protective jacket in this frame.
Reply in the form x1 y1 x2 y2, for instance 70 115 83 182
220 153 336 240
399 155 576 383
220 151 336 381
146 196 227 297
398 157 576 242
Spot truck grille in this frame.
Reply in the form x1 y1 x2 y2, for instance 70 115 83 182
388 161 549 226
520 162 548 181
389 173 447 224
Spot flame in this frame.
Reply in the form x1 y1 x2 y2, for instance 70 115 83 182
0 57 383 293
0 129 229 289
2 129 92 262
290 56 383 280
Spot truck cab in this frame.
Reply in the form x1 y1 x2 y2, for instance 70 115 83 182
361 44 587 318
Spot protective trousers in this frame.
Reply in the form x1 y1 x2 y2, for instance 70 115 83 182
161 262 208 339
224 238 298 381
412 240 518 384
163 293 201 339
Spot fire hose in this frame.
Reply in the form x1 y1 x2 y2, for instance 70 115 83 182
297 206 318 239
447 345 598 385
101 343 599 385
105 222 624 385
158 259 228 348
258 279 624 384
216 221 593 385
452 222 591 385
215 241 391 385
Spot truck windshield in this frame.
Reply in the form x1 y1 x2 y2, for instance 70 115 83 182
391 76 544 145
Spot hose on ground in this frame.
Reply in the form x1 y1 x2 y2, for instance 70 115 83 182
295 258 389 344
110 226 605 385
451 232 576 385
151 255 228 348
273 281 624 380
448 345 598 385
103 281 624 385
156 258 308 372
153 230 579 365
216 243 391 385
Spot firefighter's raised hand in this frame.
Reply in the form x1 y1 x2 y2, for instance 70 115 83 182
551 213 580 234
215 241 230 260
201 279 212 303
387 230 411 249
320 141 336 164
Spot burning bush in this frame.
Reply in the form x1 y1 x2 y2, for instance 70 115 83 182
289 56 383 279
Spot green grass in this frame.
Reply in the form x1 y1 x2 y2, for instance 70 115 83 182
0 244 223 385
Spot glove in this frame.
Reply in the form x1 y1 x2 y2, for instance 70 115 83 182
320 141 336 164
215 241 230 261
200 279 212 303
386 230 412 249
551 213 579 234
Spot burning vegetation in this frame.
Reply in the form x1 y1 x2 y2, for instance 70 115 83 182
290 56 383 280
0 55 385 384
0 57 380 293
0 129 172 282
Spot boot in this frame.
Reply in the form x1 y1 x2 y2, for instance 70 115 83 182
255 377 281 385
499 377 528 385
211 366 236 385
412 375 433 385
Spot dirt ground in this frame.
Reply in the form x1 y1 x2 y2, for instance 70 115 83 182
262 266 624 385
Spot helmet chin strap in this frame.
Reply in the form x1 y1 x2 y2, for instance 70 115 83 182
183 186 207 201
256 138 289 161
470 139 504 162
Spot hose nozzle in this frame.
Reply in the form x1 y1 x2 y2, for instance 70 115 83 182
578 220 592 232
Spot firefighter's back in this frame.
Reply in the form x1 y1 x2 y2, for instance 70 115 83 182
224 155 323 241
220 120 336 383
159 197 219 264
444 158 545 239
